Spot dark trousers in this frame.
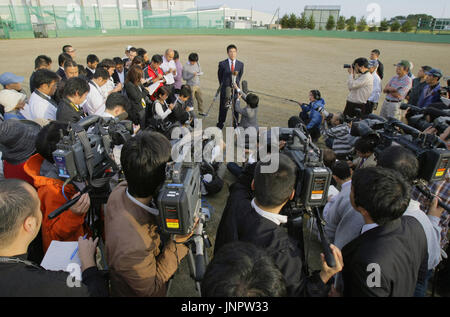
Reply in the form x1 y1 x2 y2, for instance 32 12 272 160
217 93 239 129
344 100 366 118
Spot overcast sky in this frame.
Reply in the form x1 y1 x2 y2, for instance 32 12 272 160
196 0 450 20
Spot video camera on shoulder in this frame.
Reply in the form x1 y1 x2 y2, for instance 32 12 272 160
276 128 332 214
52 115 133 185
400 103 450 136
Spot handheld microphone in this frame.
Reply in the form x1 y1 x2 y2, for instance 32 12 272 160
242 80 249 95
225 86 232 108
231 71 238 87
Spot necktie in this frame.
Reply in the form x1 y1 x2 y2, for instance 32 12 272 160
231 61 235 73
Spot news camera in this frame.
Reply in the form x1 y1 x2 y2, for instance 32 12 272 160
52 115 133 185
351 114 450 183
265 127 335 268
157 131 219 294
400 103 450 135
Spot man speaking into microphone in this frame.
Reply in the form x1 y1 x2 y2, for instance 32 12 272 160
216 44 244 129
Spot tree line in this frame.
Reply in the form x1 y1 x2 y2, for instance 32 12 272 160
279 12 436 33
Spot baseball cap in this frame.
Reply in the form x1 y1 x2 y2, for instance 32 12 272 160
368 59 379 68
425 68 443 79
0 89 27 112
394 60 411 69
0 72 24 86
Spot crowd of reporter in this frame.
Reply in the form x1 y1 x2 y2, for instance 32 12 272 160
0 45 449 298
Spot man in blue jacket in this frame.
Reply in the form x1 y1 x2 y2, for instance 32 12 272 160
299 90 325 142
418 68 442 108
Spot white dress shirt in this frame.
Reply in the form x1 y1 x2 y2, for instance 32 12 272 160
85 82 106 115
126 188 159 216
361 223 379 235
251 199 287 226
161 56 177 77
368 72 382 103
21 91 57 120
101 78 115 97
228 58 236 71
117 71 125 85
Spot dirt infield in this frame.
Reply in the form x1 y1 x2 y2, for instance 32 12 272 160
2 35 449 297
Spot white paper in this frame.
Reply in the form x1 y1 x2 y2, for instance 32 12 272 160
327 185 340 198
164 73 175 85
147 80 163 95
41 240 81 272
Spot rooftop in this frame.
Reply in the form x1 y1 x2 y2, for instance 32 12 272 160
304 5 341 11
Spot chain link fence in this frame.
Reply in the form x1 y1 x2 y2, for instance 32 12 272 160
0 5 225 39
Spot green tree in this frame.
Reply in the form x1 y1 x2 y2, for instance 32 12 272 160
307 14 316 30
346 16 356 31
325 15 336 30
368 26 377 32
390 20 401 32
336 16 346 30
378 18 389 32
400 20 413 33
287 13 297 28
356 16 367 32
280 14 289 28
298 12 307 29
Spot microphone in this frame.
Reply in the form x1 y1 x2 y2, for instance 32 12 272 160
242 80 249 95
231 71 238 87
225 86 232 108
236 80 248 102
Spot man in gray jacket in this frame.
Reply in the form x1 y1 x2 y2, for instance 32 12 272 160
182 53 204 116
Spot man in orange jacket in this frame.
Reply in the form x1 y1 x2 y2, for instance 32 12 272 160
24 122 90 253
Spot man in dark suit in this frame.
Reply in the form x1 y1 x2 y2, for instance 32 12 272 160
216 44 244 129
56 53 72 81
370 49 384 80
342 167 428 297
215 154 344 296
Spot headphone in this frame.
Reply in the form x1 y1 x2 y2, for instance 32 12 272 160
311 90 321 101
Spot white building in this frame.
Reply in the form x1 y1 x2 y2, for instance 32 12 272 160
4 1 276 30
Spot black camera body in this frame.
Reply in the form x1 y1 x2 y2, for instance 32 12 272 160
351 115 450 182
157 161 201 235
278 128 332 212
52 115 133 184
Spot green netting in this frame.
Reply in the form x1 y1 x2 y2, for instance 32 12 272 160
0 5 449 44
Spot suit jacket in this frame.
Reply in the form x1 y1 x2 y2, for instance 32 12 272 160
377 60 384 80
105 182 188 297
353 153 377 170
342 216 428 297
217 59 244 94
86 68 95 81
56 97 85 124
56 67 66 81
112 69 127 86
124 81 149 125
215 166 330 297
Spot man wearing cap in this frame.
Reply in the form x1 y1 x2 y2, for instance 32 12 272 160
366 59 382 115
0 89 27 120
0 119 41 185
406 66 432 106
380 61 412 120
417 69 443 109
0 72 26 95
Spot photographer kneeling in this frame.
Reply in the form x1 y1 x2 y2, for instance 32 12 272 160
24 121 91 253
105 131 194 297
292 90 325 142
215 153 343 297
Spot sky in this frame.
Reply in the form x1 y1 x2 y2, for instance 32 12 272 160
196 0 450 20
